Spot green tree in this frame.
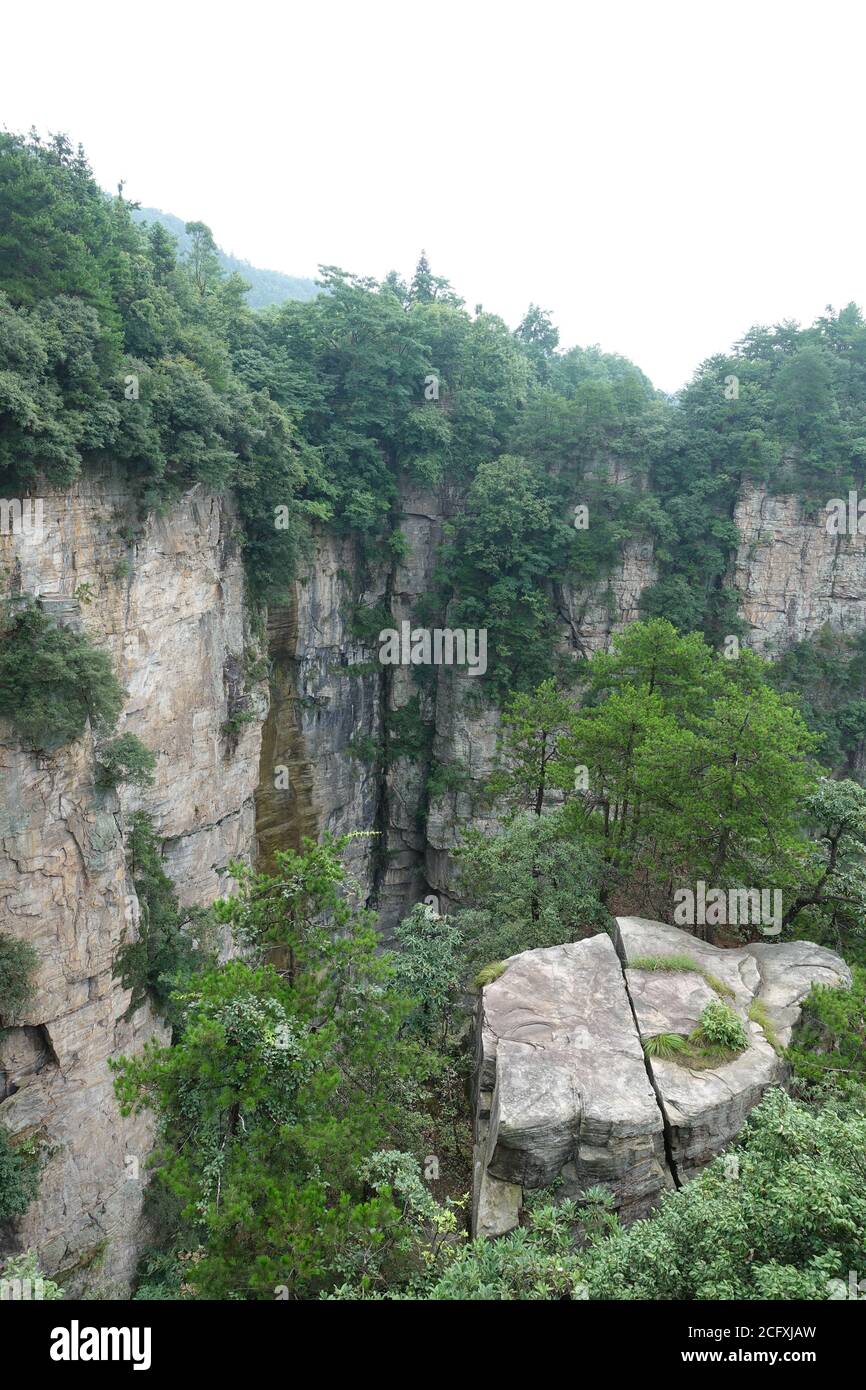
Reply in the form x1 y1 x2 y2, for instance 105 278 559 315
113 836 437 1299
454 809 608 976
489 679 576 815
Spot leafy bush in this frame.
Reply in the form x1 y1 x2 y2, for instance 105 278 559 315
693 999 749 1053
114 813 215 1026
0 600 123 750
788 967 866 1087
95 733 156 789
0 1249 64 1299
454 810 609 980
427 1091 866 1300
0 1127 40 1222
391 903 463 1042
0 931 38 1024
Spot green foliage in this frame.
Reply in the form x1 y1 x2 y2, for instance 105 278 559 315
115 835 442 1300
748 999 782 1055
130 207 319 309
0 1126 40 1222
629 954 735 999
473 961 508 989
0 131 310 602
0 931 38 1024
694 999 748 1053
454 809 609 979
0 599 123 750
391 903 464 1043
0 1248 63 1299
770 625 866 780
426 761 471 801
114 813 215 1025
425 1090 866 1300
642 1001 748 1069
95 732 156 788
642 306 866 639
553 620 823 937
788 968 866 1087
785 779 866 959
488 678 575 814
386 696 434 765
642 1033 690 1060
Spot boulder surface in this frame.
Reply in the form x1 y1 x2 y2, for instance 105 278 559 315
472 918 851 1236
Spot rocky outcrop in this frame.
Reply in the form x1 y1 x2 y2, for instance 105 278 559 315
255 527 384 901
473 934 670 1237
471 918 850 1237
0 465 266 1292
616 917 851 1182
4 454 864 1286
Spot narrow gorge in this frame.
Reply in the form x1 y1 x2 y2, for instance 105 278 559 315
2 460 863 1291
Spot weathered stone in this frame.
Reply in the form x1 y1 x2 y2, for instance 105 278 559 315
615 917 852 1182
0 466 264 1293
472 919 851 1238
475 934 669 1232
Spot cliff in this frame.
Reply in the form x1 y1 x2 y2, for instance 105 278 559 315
3 465 866 1288
0 465 265 1292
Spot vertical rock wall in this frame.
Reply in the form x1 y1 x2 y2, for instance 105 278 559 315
0 465 265 1292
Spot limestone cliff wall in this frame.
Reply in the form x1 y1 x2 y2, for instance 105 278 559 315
732 482 866 652
5 460 866 1291
0 465 265 1292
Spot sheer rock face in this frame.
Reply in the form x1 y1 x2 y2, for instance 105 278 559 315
733 483 866 654
0 466 265 1292
471 920 850 1237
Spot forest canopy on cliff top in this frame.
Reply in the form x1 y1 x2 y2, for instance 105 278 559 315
3 130 866 684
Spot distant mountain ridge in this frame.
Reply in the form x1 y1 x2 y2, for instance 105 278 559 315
130 206 319 309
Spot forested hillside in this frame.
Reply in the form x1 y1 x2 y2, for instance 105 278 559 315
2 129 866 1304
130 207 319 308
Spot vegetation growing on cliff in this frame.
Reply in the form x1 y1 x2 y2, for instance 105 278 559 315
0 931 38 1024
7 128 866 1308
0 1127 41 1222
0 597 123 750
114 813 216 1027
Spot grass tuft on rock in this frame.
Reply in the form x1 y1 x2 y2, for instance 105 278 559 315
629 953 735 999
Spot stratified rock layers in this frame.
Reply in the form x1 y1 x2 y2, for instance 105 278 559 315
0 467 265 1292
471 918 851 1237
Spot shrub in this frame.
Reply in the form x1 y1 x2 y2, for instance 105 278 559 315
788 967 866 1087
114 813 215 1026
426 1091 866 1301
0 1127 40 1222
95 733 156 789
0 600 123 750
694 999 748 1053
0 932 38 1024
0 1249 64 1299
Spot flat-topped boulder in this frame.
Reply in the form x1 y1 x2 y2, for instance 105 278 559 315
474 933 671 1233
615 918 851 1181
471 919 851 1237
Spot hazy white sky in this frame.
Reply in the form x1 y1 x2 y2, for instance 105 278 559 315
4 0 865 391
